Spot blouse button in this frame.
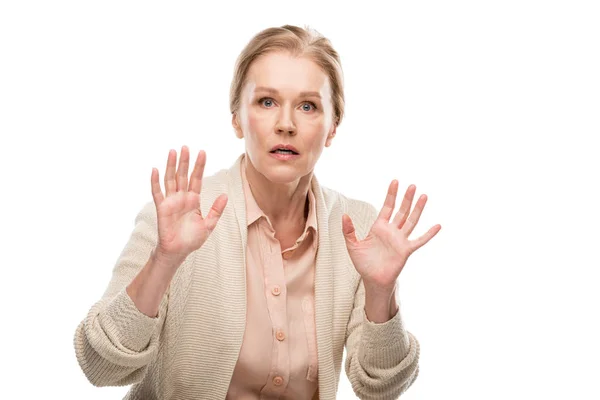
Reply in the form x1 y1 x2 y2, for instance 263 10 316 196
282 251 293 260
273 376 284 386
276 329 286 341
271 285 281 296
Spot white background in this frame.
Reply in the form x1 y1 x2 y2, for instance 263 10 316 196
1 1 599 399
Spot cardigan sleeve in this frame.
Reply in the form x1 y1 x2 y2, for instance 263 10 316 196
343 202 420 399
73 201 170 387
344 279 420 399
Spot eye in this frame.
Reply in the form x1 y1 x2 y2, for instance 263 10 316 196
301 102 317 112
258 97 275 108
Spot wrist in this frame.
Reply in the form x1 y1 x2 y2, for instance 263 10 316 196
147 248 185 283
152 247 187 269
363 283 398 323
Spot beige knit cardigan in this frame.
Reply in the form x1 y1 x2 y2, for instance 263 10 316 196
73 153 420 399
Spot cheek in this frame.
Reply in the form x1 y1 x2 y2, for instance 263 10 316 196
298 119 328 144
248 114 260 130
246 107 270 130
244 112 271 148
240 109 259 136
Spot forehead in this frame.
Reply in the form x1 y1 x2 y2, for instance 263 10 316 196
245 52 330 96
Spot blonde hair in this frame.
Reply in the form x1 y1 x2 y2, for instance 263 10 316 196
229 24 345 127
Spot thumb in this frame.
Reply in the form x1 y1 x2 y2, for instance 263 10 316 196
342 214 358 247
203 193 228 232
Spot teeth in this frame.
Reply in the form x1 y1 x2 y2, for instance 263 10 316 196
274 149 294 154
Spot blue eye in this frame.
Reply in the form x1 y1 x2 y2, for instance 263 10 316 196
302 102 317 112
260 98 274 107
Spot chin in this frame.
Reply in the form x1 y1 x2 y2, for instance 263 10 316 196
261 168 303 184
256 161 305 184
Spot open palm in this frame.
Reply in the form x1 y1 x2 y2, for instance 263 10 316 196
342 180 441 291
152 146 228 260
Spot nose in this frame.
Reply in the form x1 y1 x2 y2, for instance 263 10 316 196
275 108 296 136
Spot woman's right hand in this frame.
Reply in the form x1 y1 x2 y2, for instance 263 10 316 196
151 146 228 266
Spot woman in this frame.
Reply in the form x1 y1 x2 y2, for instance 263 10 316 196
73 24 441 399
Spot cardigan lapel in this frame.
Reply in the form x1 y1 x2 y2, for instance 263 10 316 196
227 153 249 263
311 173 338 400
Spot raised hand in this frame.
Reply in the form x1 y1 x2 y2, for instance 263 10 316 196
342 180 441 292
151 146 228 264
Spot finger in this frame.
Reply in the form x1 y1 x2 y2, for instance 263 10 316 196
164 149 177 197
410 224 442 252
203 193 229 232
376 180 399 223
402 194 428 236
188 150 206 195
176 145 190 192
342 214 359 247
392 184 416 228
151 168 164 207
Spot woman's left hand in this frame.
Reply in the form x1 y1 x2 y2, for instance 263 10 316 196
342 180 442 292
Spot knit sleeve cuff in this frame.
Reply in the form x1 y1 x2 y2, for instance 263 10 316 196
358 307 411 369
97 287 168 352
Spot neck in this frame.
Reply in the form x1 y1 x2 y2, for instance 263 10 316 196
243 154 311 224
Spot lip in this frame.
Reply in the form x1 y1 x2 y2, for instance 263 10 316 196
269 144 300 154
270 152 300 161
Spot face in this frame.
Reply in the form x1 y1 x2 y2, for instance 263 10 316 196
232 51 337 184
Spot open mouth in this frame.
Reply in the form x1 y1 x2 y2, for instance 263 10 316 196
270 149 299 155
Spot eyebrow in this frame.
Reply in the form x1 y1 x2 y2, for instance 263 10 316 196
254 86 321 99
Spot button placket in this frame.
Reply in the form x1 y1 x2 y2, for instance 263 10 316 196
260 231 290 396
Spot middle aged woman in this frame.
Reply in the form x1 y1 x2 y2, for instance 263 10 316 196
73 24 442 400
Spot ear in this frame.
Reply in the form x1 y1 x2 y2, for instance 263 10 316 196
232 113 244 139
325 123 337 147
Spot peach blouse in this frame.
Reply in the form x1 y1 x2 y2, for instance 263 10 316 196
226 160 319 399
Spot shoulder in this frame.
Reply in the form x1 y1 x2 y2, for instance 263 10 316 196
196 167 230 212
200 167 229 194
320 185 378 240
320 184 378 220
